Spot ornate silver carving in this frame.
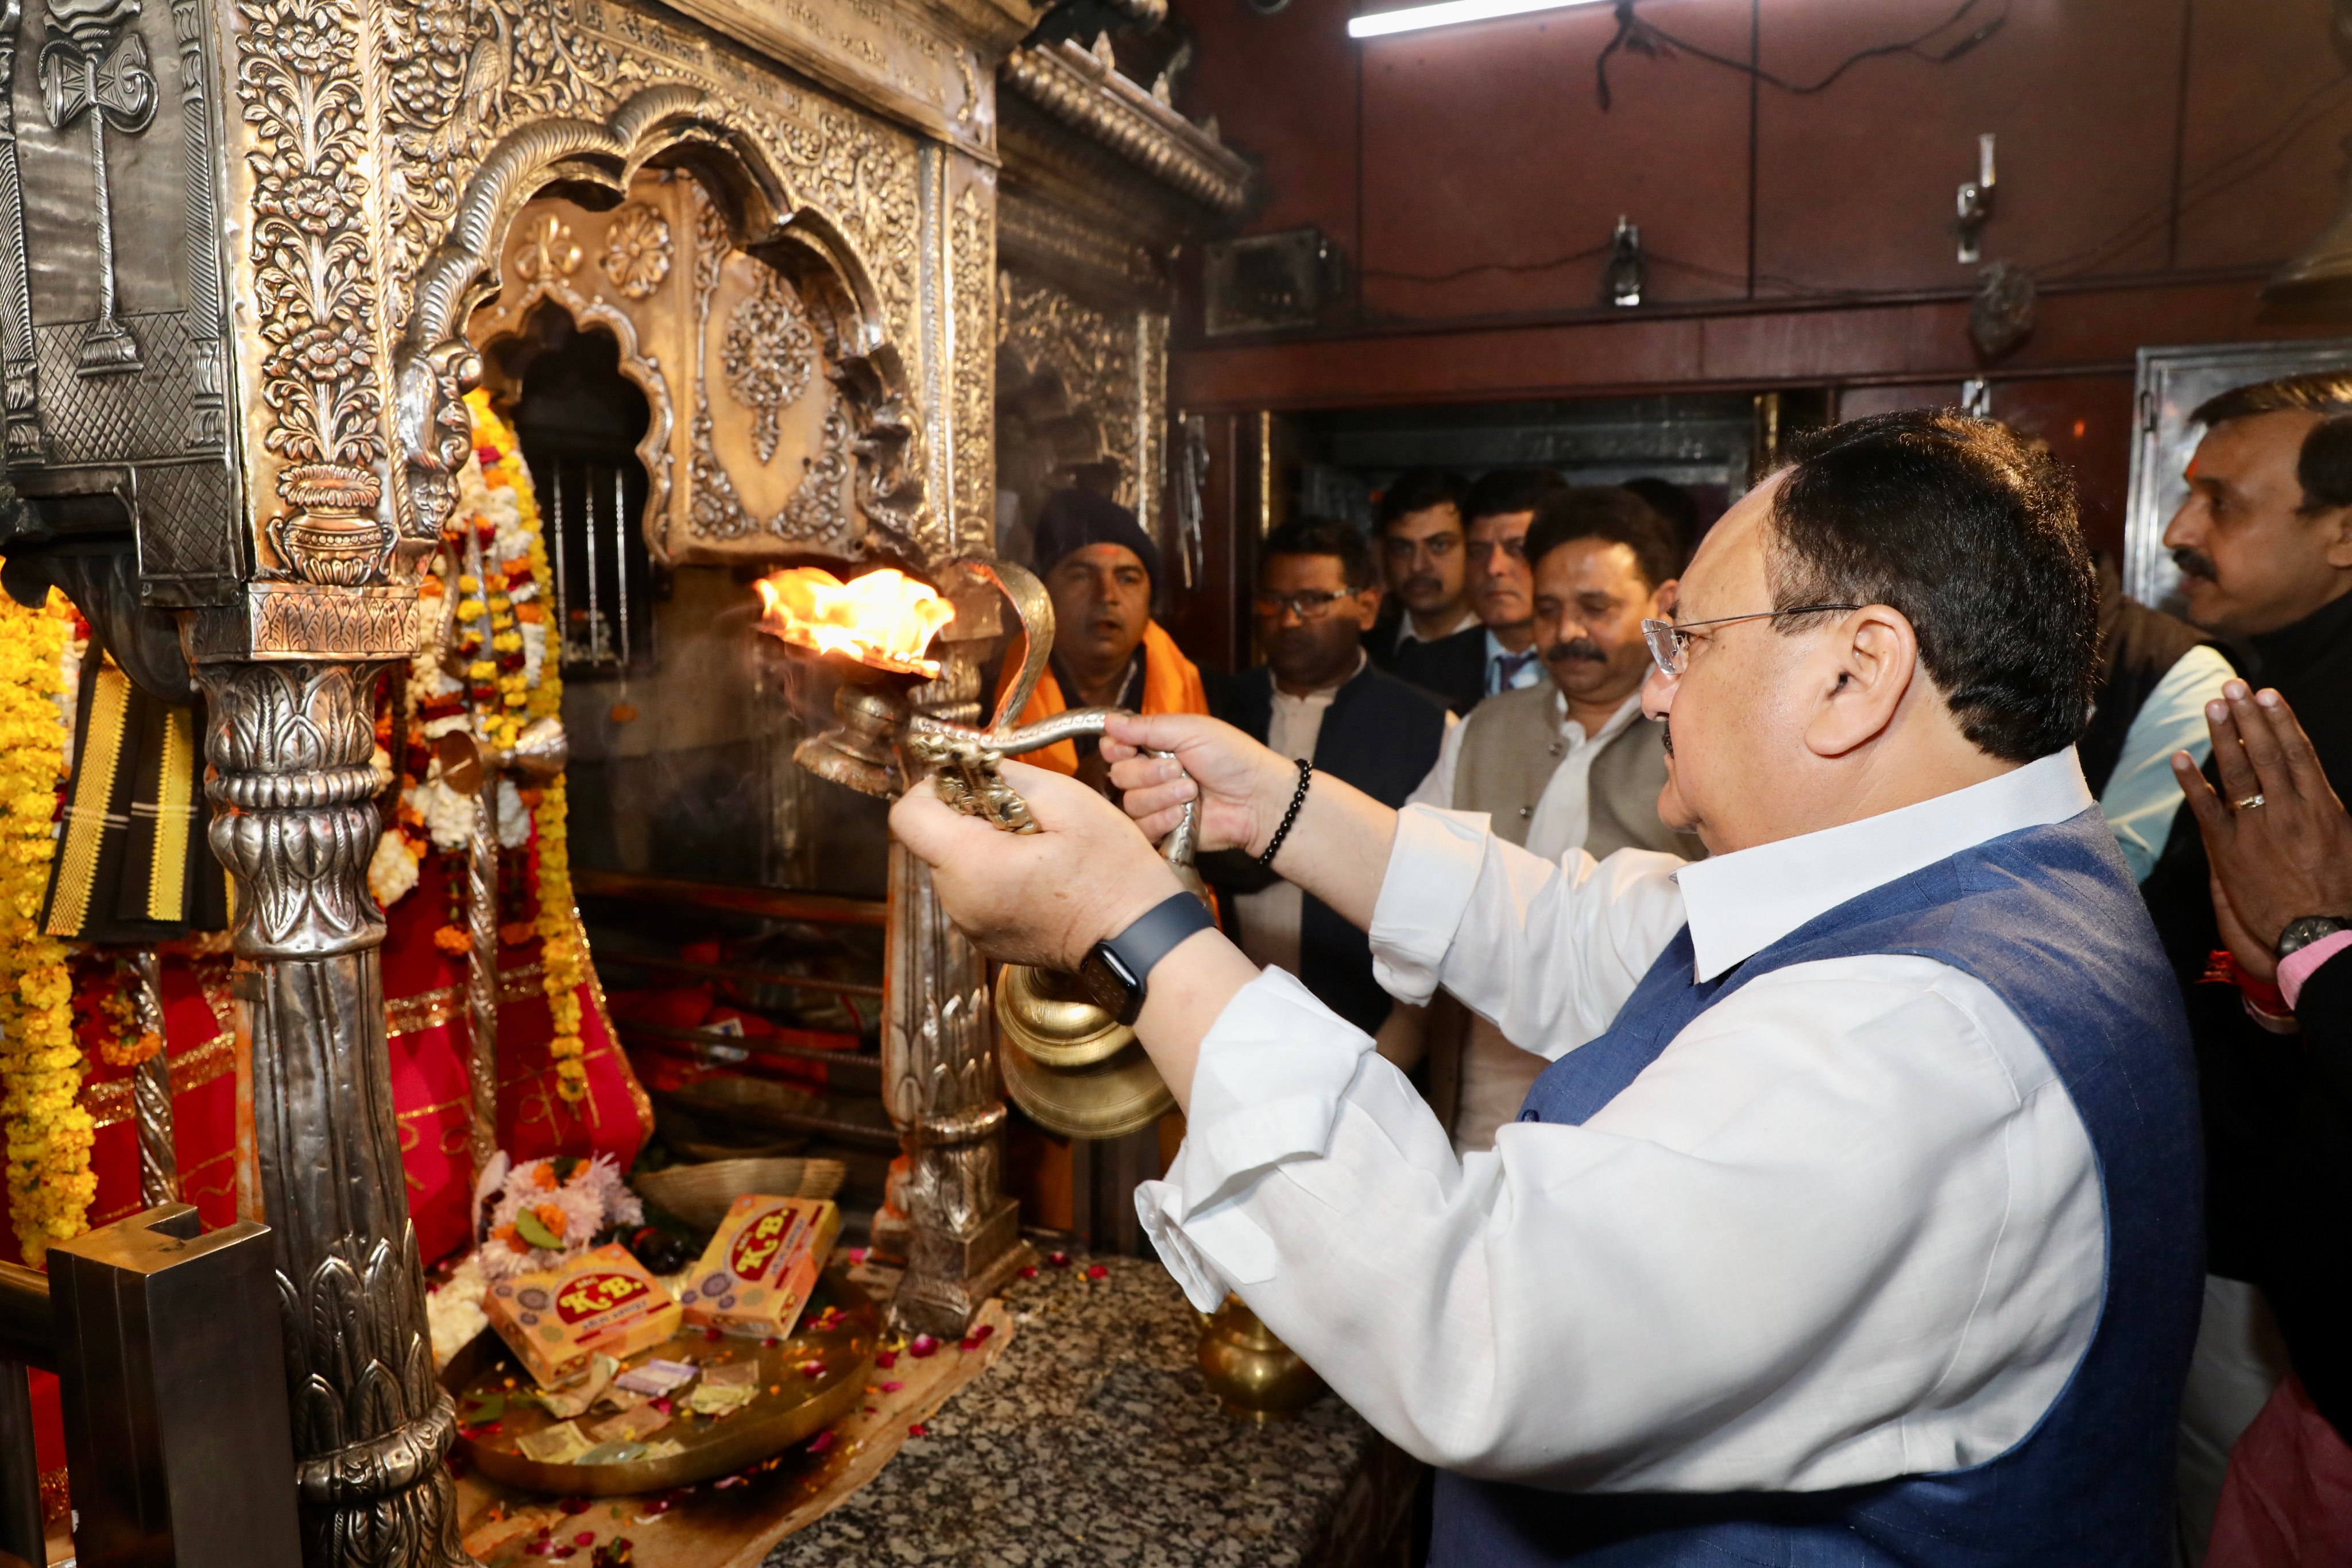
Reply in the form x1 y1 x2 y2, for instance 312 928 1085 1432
999 272 1162 542
1000 42 1250 216
949 180 994 555
194 658 466 1568
721 266 815 465
0 0 37 460
599 199 669 300
39 0 155 375
237 0 390 583
680 181 851 548
126 948 179 1207
881 653 1031 1337
0 0 241 596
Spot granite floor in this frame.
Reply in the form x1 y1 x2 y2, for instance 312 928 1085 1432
762 1254 1384 1567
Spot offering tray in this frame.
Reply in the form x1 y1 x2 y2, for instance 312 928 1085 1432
443 1265 879 1496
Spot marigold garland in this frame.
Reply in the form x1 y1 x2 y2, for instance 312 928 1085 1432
0 575 94 1264
480 392 589 1105
376 393 588 1105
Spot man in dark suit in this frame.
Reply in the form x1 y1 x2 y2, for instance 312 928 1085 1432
1369 467 1476 669
2138 371 2352 1561
1207 518 1451 1036
1395 466 1567 715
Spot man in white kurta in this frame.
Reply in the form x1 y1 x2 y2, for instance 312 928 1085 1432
891 411 2198 1566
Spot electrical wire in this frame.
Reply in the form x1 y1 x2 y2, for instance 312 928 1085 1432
2027 68 2352 282
1595 0 2008 111
1357 61 2352 300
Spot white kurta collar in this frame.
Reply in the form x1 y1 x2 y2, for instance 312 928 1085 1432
1672 747 2094 982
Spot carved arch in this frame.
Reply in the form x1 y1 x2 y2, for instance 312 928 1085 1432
393 87 924 576
470 284 676 560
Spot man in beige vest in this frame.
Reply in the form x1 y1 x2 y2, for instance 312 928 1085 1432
1400 486 1706 1148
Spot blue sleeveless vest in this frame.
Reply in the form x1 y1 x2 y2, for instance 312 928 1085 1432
1430 807 2202 1568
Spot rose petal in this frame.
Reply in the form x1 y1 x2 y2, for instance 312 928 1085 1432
1085 1264 1107 1280
907 1423 928 1437
875 1350 898 1369
807 1431 835 1454
880 1380 903 1393
1047 1252 1070 1268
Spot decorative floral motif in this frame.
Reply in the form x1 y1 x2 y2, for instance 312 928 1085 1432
238 0 386 536
599 200 670 300
721 267 816 466
0 579 92 1264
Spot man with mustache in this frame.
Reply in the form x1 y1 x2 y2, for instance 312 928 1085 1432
1207 518 1450 1039
1397 467 1568 715
1371 468 1478 669
1401 486 1704 1149
996 486 1209 796
2140 371 2352 1562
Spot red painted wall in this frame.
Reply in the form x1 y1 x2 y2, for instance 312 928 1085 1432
1174 0 2352 334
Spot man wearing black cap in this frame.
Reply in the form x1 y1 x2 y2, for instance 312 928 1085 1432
996 487 1208 794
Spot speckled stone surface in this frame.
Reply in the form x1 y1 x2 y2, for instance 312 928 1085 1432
761 1255 1382 1566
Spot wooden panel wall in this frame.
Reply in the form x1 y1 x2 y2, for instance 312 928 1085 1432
1156 0 2352 670
1173 0 2352 336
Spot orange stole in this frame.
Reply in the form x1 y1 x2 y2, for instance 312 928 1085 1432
993 620 1208 773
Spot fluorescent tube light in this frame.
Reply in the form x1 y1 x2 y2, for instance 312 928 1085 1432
1349 0 1605 39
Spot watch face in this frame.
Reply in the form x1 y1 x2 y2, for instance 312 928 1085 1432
2280 915 2352 958
1078 948 1140 1022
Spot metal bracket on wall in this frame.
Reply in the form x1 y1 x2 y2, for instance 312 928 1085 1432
1955 132 1997 264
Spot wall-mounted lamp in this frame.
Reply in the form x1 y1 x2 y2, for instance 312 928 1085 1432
1955 133 1996 264
1348 0 1604 41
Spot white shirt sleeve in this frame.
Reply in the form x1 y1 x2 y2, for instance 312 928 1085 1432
2097 644 2234 881
1367 804 1688 1056
1137 956 2103 1495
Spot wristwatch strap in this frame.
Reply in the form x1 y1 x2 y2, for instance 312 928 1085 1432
1084 891 1216 1027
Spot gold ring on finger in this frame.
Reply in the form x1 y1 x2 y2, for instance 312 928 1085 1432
2235 793 2266 810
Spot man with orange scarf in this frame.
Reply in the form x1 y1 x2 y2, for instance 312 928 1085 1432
999 488 1208 793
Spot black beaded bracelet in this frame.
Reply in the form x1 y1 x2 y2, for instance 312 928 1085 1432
1258 758 1312 870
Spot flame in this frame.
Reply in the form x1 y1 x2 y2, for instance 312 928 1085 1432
752 566 956 677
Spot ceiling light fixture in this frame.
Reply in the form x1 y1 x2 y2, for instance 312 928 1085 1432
1348 0 1605 40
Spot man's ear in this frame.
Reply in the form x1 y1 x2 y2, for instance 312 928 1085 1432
1352 586 1382 631
2320 504 2352 571
1651 578 1680 617
1802 605 1917 760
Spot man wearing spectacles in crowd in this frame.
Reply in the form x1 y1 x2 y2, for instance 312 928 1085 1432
894 409 2199 1566
1396 467 1568 715
1206 518 1450 1054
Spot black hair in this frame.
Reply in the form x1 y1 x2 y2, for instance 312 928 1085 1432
1620 476 1703 559
1375 469 1469 532
1524 487 1684 591
2192 371 2352 516
1263 517 1377 590
1767 409 2096 764
1464 466 1569 525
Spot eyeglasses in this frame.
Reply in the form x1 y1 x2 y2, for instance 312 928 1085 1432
1640 605 1863 677
1254 589 1357 620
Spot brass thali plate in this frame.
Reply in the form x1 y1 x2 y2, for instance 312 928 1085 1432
443 1265 878 1496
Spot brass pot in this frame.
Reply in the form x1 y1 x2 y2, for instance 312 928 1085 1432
1197 1296 1321 1422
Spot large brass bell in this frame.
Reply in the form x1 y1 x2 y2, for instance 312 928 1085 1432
991 778 1201 1140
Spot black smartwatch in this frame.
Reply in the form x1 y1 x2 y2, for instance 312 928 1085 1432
2278 915 2352 962
1077 892 1217 1027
